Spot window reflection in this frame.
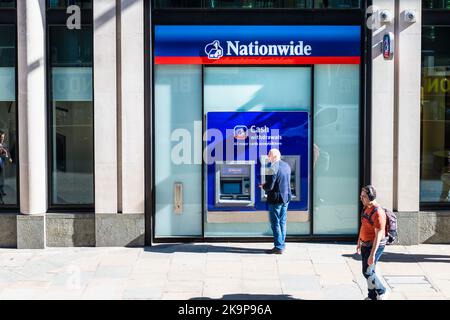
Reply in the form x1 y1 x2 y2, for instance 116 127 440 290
48 0 92 9
421 26 450 202
49 26 94 206
423 0 450 9
154 0 360 8
313 65 360 234
0 26 17 206
0 0 15 8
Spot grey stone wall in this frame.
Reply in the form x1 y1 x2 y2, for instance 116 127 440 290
46 214 95 247
17 215 45 249
419 212 450 244
96 213 145 247
0 214 18 248
396 212 419 245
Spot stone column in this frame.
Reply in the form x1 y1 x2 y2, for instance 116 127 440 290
93 0 118 215
395 0 421 212
94 0 145 246
394 0 422 245
16 0 47 249
120 0 144 214
371 0 396 209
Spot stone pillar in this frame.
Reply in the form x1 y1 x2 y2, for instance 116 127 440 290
393 0 422 245
16 0 47 249
371 0 396 209
94 0 145 246
395 0 421 212
120 0 144 214
93 0 118 215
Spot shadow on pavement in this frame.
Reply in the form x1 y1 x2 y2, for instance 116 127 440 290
190 294 300 300
144 244 268 255
342 252 450 263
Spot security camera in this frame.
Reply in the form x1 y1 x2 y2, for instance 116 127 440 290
404 9 417 23
379 9 392 23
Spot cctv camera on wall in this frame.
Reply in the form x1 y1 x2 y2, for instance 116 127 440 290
379 9 393 23
404 9 417 23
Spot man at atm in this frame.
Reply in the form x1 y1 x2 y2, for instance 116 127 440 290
260 149 292 254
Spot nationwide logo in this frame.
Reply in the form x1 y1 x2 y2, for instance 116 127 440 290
233 125 248 140
233 125 271 140
205 40 312 60
205 40 224 59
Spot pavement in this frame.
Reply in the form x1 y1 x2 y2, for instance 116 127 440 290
0 242 449 300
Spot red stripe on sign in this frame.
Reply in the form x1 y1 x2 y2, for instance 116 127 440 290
154 56 361 65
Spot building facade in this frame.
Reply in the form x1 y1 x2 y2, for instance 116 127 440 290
0 0 448 249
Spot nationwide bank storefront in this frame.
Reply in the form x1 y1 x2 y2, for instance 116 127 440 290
3 0 447 248
149 6 367 242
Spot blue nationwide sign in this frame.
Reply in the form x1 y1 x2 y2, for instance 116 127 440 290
155 25 361 65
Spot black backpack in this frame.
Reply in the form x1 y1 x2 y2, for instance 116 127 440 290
363 206 398 245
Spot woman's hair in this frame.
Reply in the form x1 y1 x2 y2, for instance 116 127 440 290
0 130 5 136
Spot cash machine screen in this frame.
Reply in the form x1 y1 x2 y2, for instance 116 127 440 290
214 162 255 206
221 181 242 195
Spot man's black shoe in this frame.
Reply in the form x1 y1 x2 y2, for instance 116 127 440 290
265 247 283 254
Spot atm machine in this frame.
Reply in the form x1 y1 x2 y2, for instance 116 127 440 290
215 161 255 207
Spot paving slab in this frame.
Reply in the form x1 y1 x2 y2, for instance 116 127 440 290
0 288 41 300
40 288 84 300
0 253 34 267
418 263 450 277
309 255 346 264
323 284 364 300
206 253 242 262
162 292 205 300
168 269 206 281
243 279 282 291
389 284 438 293
377 262 425 275
204 278 243 290
282 290 325 300
277 260 316 276
165 280 204 293
403 293 447 300
99 254 139 267
242 270 281 281
7 280 51 290
280 275 321 291
318 274 356 286
94 266 133 279
81 279 125 300
132 260 171 276
206 262 242 279
386 291 406 300
124 278 168 292
0 269 30 284
313 263 355 277
276 252 311 261
122 286 163 300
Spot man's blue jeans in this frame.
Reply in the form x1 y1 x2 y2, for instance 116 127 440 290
361 245 386 300
269 202 289 250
